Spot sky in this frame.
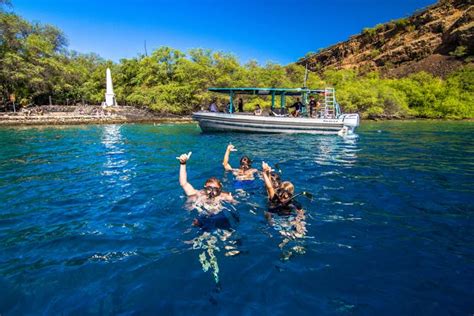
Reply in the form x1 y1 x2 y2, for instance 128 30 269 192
12 0 437 65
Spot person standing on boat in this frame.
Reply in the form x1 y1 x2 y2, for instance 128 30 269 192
238 98 244 112
309 96 317 118
222 144 258 181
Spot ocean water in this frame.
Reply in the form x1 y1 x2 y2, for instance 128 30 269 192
0 121 473 315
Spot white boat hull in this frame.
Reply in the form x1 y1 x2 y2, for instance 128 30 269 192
192 112 359 134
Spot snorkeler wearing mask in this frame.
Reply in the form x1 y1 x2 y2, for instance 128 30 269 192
261 161 306 237
222 144 258 181
177 152 236 230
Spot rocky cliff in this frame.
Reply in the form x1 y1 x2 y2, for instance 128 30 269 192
298 0 473 77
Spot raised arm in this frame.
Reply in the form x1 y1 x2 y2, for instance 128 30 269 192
177 152 198 196
262 161 275 199
222 144 236 171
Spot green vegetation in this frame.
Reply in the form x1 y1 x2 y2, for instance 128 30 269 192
0 2 473 119
328 68 474 119
394 18 409 29
370 49 381 59
450 46 468 58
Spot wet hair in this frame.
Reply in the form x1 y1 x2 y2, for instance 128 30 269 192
280 181 294 194
276 181 295 203
205 177 223 189
239 156 252 169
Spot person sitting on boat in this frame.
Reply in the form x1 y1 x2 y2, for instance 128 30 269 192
254 104 262 116
209 101 218 112
222 144 258 182
261 161 306 237
177 152 236 230
288 98 304 117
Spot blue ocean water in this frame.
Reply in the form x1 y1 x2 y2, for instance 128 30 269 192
0 121 473 315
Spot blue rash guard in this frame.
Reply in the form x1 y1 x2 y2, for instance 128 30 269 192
194 210 239 232
233 179 257 190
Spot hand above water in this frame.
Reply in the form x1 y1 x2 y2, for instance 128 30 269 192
262 161 273 173
177 152 192 164
227 144 237 152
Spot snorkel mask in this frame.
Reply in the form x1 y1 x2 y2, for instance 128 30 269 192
276 188 293 205
204 185 222 199
240 156 252 171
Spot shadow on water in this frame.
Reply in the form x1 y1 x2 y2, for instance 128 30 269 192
0 121 473 314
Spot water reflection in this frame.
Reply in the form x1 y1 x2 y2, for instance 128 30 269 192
100 125 135 184
268 211 308 261
185 203 241 284
311 135 359 167
190 228 239 284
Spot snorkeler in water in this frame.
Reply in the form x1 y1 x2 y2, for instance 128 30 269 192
177 152 236 229
178 152 241 283
261 161 306 238
222 144 258 181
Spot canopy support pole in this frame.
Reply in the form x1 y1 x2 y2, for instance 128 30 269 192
271 91 275 110
280 93 286 110
229 91 234 113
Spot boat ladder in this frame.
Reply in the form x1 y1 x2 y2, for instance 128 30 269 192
323 88 340 118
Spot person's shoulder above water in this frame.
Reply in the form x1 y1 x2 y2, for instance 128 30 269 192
222 144 258 180
178 152 236 205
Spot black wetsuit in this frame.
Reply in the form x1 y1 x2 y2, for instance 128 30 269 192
238 100 244 112
289 101 304 113
268 196 302 216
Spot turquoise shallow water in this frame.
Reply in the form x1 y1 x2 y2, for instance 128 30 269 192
0 121 473 315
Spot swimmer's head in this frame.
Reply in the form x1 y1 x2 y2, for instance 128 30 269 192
270 172 281 189
240 156 252 170
276 181 294 205
204 177 223 199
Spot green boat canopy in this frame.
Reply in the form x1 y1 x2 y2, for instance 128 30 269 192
208 87 325 96
207 87 337 113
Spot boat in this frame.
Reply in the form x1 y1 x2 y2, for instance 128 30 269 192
192 87 359 134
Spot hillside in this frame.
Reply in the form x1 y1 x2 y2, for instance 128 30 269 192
298 0 473 77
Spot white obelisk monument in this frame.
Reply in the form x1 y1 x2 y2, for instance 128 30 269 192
105 68 116 106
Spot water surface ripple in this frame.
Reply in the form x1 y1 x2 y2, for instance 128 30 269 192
0 121 473 315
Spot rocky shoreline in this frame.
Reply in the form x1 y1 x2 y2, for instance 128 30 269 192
1 105 470 127
0 105 193 126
